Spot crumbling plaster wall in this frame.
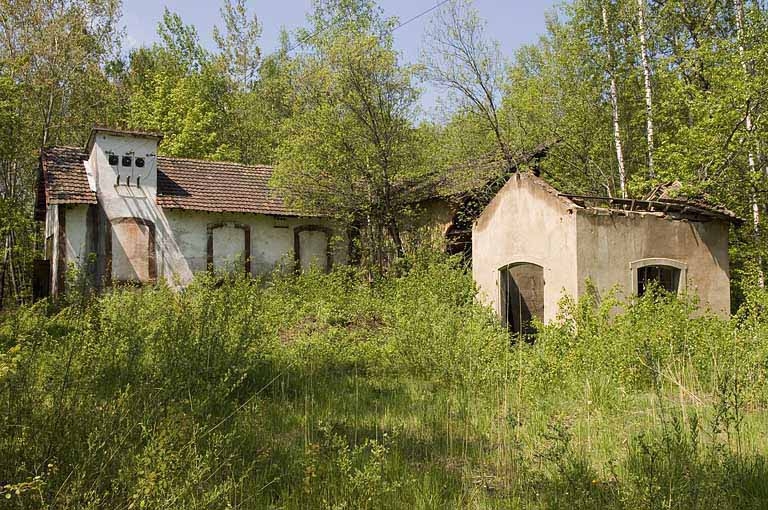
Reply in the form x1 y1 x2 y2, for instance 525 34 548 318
45 204 61 294
163 210 344 284
472 172 579 323
575 211 731 317
74 132 344 287
472 171 733 324
63 205 89 267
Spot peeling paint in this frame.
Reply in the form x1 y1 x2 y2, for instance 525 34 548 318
50 132 346 292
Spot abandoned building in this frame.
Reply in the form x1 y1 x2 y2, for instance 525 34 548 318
35 127 740 325
35 127 345 297
472 171 742 331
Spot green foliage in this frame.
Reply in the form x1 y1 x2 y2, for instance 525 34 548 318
273 0 426 270
2 253 768 508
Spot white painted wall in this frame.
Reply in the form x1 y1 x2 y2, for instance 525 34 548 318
163 210 343 284
37 131 349 290
45 204 60 295
64 205 89 267
88 132 163 283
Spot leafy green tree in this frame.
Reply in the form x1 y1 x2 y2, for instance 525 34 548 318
125 9 235 160
421 0 512 167
274 0 422 271
0 0 121 306
214 0 262 90
499 0 768 291
213 2 291 165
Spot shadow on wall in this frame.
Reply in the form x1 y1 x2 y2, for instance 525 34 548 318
111 217 156 283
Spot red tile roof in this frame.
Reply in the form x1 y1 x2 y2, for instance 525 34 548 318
39 146 304 216
40 146 97 205
156 156 303 216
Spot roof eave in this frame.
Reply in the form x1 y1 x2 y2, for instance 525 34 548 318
86 126 164 154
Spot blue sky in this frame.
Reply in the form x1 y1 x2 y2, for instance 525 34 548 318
121 0 559 117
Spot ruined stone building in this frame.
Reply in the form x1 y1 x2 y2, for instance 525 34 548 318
472 171 742 331
35 127 344 296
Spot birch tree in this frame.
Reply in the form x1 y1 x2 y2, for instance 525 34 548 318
735 0 764 286
213 0 262 90
600 0 628 198
636 0 655 178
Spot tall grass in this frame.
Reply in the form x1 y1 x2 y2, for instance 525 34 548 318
1 251 768 508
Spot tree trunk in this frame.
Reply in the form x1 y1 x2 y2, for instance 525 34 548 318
735 0 765 286
601 1 628 198
0 235 9 310
387 217 404 259
637 0 655 178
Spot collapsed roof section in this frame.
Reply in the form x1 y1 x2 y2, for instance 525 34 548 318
558 193 743 225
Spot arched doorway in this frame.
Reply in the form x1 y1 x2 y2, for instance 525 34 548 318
499 262 544 336
110 217 156 283
294 225 332 272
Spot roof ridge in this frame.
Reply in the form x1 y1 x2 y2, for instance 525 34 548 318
157 155 273 169
42 145 87 152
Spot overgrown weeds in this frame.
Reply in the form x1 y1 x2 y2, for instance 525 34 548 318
1 252 767 508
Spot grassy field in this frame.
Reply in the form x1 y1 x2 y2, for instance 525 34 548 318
2 252 768 509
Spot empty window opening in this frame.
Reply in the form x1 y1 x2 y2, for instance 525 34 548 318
500 263 544 337
637 265 681 296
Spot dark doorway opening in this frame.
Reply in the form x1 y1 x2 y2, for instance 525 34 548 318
500 263 544 337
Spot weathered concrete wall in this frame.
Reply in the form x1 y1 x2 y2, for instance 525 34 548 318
162 210 345 284
576 211 731 316
472 172 579 323
401 198 457 252
65 132 347 288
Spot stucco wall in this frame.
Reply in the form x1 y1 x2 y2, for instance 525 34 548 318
64 205 89 267
472 172 733 323
472 173 579 323
576 211 731 316
163 210 345 284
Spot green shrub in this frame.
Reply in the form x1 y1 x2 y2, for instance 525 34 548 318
1 251 768 508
